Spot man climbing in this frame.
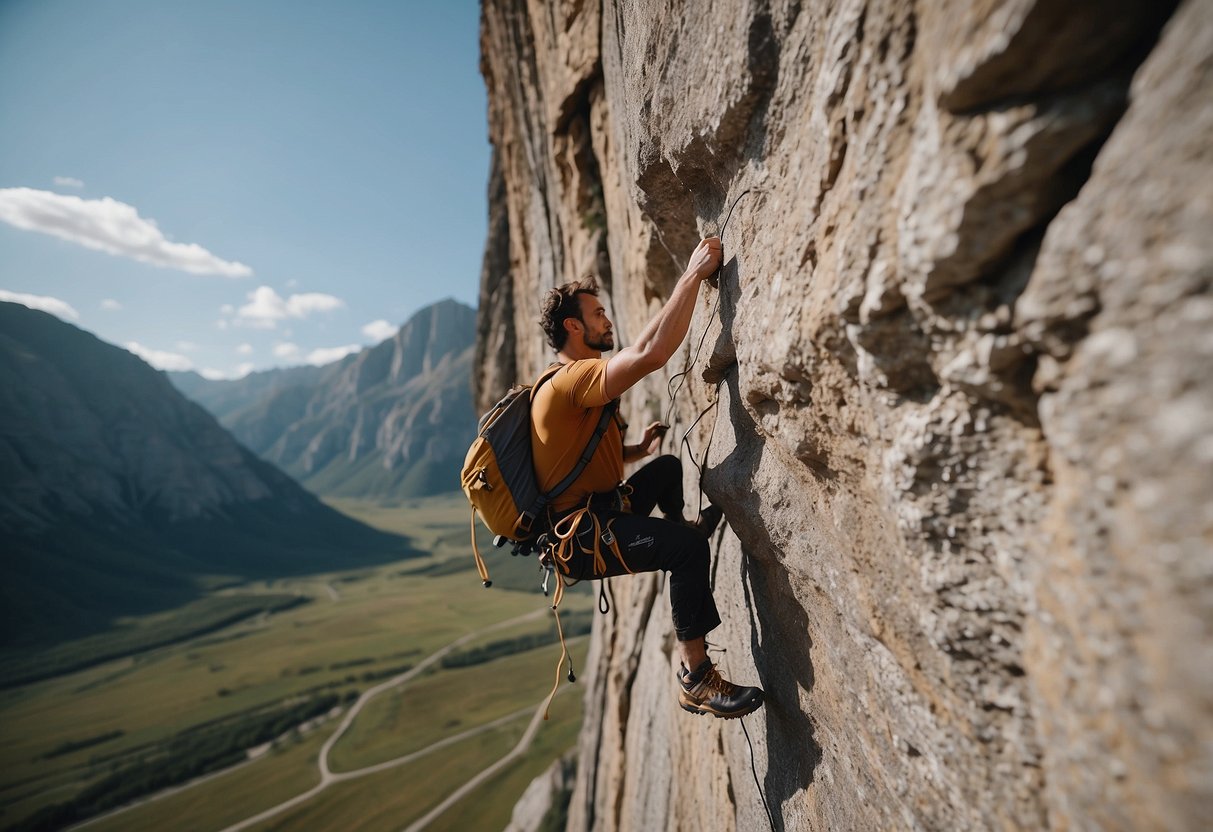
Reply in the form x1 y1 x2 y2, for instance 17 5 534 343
532 236 764 719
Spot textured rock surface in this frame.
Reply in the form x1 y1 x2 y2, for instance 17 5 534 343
175 299 477 498
504 752 577 832
476 1 1211 829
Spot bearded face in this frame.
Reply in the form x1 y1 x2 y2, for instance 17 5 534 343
577 294 615 352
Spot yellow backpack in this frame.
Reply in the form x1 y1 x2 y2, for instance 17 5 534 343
460 365 616 586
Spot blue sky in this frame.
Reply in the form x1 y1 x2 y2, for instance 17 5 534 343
0 0 489 378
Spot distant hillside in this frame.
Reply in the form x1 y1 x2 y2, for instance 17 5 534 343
0 302 414 648
171 299 476 499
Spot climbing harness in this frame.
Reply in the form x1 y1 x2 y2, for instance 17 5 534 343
538 492 639 719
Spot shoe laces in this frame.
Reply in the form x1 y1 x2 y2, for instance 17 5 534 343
699 665 737 697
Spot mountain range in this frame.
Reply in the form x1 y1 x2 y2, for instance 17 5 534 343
170 299 476 500
0 301 413 649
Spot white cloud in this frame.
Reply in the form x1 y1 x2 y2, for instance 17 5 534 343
200 362 255 380
100 298 122 311
307 344 360 366
125 341 193 372
236 343 254 355
273 342 300 359
0 289 80 321
289 293 343 316
175 340 198 352
220 303 234 315
0 187 252 277
235 285 344 328
53 176 84 189
216 319 229 330
361 319 397 342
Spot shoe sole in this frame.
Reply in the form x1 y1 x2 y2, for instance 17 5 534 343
679 695 764 719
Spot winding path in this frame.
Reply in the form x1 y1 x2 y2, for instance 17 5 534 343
67 608 551 832
399 693 551 832
221 607 549 832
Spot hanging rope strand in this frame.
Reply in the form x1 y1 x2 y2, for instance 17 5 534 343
661 188 763 511
657 187 775 831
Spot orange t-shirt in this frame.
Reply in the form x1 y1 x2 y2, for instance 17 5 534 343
530 359 625 514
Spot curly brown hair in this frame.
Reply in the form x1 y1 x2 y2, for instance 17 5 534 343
539 281 598 351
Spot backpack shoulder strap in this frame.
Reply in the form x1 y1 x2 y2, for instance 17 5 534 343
521 362 618 530
543 397 618 501
529 363 563 401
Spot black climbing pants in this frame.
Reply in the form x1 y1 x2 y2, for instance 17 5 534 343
561 455 721 642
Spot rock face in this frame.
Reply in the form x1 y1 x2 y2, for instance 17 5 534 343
504 752 576 832
0 302 409 646
174 299 477 499
476 1 1211 830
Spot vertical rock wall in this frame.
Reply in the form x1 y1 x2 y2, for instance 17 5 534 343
476 1 1212 829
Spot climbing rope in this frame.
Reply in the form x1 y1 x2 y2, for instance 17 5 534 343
741 715 779 832
661 188 763 519
658 188 778 832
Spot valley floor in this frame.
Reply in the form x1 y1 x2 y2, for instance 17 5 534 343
0 493 591 832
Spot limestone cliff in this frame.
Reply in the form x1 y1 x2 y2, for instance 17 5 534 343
476 1 1212 829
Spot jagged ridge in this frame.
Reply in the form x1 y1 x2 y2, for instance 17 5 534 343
174 299 477 499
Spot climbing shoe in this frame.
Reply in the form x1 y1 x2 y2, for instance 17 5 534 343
678 660 764 719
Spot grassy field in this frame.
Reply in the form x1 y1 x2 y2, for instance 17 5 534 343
0 593 309 688
82 728 329 832
0 493 593 831
247 692 582 832
329 638 589 771
434 693 583 831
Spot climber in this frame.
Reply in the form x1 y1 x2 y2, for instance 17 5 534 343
532 236 765 719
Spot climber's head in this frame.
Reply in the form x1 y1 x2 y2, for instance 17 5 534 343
540 280 614 356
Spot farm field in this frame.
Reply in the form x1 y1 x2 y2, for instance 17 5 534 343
0 493 593 831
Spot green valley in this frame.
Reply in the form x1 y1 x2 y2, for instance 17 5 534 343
0 494 592 832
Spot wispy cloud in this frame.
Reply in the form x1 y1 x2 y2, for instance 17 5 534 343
200 362 254 380
0 289 80 321
100 298 122 311
236 343 254 355
125 341 193 372
361 319 397 342
0 188 252 277
273 342 300 359
53 176 84 189
235 286 343 329
307 344 360 366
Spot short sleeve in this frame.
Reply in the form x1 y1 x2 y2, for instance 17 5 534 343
554 359 611 408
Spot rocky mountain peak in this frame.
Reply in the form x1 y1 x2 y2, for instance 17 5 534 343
173 298 477 499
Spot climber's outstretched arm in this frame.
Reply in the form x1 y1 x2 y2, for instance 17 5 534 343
604 236 722 399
